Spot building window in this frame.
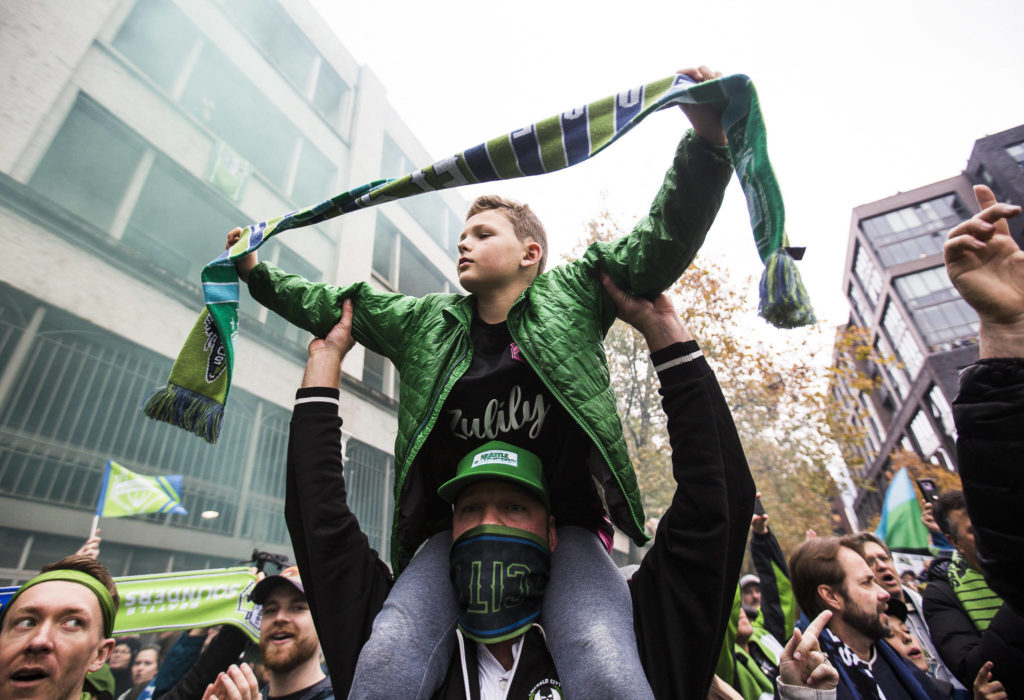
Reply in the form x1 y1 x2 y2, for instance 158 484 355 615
909 410 941 458
853 245 883 305
28 96 146 232
0 284 291 545
121 154 242 282
115 0 337 202
1006 141 1024 168
928 385 956 440
312 62 349 125
882 302 923 381
380 134 459 251
860 194 966 266
219 0 317 90
363 350 389 394
848 282 872 327
874 335 909 401
372 213 450 296
291 137 336 207
894 267 979 349
112 0 201 91
263 246 322 345
345 440 394 559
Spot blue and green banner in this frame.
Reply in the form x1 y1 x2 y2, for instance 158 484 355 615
96 460 187 518
876 467 930 552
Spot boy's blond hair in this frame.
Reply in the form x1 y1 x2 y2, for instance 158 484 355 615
466 195 548 274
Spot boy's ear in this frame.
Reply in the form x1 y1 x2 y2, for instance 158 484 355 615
520 240 543 269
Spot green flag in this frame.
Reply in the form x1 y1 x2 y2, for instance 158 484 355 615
875 467 930 551
95 460 188 518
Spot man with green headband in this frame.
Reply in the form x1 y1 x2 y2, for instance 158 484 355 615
282 268 759 698
0 555 119 700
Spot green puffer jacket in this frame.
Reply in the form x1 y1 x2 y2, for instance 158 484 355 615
248 130 732 571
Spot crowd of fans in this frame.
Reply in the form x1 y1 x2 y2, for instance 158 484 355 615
1 172 1021 698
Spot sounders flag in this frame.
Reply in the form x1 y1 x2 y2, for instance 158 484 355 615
875 467 930 551
1 568 260 642
96 460 187 518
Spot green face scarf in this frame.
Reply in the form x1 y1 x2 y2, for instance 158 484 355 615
1 569 117 638
144 72 813 443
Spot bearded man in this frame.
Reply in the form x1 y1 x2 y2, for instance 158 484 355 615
788 537 945 700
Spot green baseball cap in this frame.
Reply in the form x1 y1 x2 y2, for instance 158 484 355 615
438 441 548 507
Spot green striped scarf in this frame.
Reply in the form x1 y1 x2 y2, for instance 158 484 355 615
144 72 813 442
947 552 1003 632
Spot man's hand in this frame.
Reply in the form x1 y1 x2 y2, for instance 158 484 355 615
226 227 258 283
921 502 942 536
301 299 355 388
944 185 1024 358
600 273 693 351
974 661 1007 700
202 664 260 700
751 494 769 535
76 531 101 560
779 610 838 690
676 65 726 147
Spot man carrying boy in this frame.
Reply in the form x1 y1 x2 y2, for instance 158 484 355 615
282 273 757 698
229 65 732 698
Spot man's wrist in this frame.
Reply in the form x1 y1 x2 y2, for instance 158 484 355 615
301 349 344 388
978 321 1024 359
641 318 693 352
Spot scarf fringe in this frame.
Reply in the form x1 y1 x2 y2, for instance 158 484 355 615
758 248 816 328
142 384 223 444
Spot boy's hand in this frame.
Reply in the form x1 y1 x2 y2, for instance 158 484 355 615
600 273 693 351
676 65 726 147
76 531 101 560
226 227 258 283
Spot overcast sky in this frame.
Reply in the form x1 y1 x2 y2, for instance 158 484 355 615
311 0 1024 328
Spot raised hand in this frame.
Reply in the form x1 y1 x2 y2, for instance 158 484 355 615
226 227 258 283
676 65 726 146
302 299 355 389
779 610 838 690
944 185 1024 358
600 273 692 351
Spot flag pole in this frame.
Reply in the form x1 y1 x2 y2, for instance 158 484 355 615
89 514 100 539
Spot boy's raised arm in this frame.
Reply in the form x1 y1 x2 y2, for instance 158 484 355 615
577 66 734 303
227 228 422 360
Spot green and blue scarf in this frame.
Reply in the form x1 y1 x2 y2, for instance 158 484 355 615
144 72 813 442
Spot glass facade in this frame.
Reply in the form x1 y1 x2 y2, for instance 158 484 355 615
1006 141 1024 168
113 0 338 205
860 194 966 266
0 283 395 567
909 410 941 458
882 301 923 380
853 245 883 305
894 267 978 348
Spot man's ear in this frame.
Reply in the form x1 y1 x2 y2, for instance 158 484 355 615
817 584 843 613
548 516 558 552
89 638 116 672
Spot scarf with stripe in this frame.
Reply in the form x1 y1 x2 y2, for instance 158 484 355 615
947 552 1003 632
144 72 812 442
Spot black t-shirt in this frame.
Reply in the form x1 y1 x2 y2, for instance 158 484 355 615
419 317 607 535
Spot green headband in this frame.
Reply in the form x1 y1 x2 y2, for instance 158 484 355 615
1 569 117 638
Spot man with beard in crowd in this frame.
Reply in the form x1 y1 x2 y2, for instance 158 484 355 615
789 536 945 699
842 532 963 692
201 566 333 700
